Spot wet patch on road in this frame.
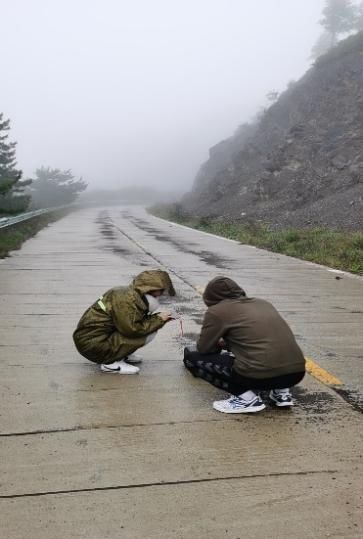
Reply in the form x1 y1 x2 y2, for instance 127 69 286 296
198 251 230 269
295 385 363 415
334 387 363 414
100 225 116 239
291 386 339 423
178 331 199 341
293 387 336 416
96 212 116 241
174 306 201 318
95 213 136 259
170 294 200 304
94 210 110 223
111 247 133 256
191 315 204 325
125 214 235 270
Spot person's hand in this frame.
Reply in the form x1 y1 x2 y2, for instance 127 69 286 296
157 311 174 322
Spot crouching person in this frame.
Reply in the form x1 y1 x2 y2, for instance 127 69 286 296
184 276 305 413
73 270 175 374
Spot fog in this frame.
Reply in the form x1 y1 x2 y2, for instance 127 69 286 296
2 0 324 192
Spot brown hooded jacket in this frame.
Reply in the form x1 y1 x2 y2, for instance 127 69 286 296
73 270 175 363
197 277 305 378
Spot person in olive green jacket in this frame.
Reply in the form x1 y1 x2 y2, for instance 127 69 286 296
184 276 305 413
73 270 176 374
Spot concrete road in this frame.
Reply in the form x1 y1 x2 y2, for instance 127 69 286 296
0 206 362 539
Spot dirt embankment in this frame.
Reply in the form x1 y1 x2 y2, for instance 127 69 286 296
182 32 363 230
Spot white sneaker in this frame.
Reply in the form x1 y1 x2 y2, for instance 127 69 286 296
213 395 266 414
100 360 139 374
269 389 294 407
124 354 143 365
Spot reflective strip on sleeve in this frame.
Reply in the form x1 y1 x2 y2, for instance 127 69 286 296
97 297 107 312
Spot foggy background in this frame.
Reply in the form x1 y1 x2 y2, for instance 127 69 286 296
2 0 324 192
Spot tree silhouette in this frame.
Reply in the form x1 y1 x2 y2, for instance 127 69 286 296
29 167 87 208
355 1 363 31
0 113 31 214
320 0 356 46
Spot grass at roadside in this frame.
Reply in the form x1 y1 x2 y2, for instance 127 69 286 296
149 205 363 275
0 209 72 258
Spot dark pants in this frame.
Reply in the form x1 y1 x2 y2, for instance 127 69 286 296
183 348 305 396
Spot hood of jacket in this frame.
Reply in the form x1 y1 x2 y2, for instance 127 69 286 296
203 276 245 306
131 270 176 297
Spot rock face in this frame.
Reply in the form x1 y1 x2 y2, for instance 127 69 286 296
183 32 363 230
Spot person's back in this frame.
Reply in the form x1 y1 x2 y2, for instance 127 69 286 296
202 296 305 378
73 285 143 362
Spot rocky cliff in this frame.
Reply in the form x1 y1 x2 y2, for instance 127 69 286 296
183 32 363 230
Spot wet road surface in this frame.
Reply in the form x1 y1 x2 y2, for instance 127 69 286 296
0 206 362 538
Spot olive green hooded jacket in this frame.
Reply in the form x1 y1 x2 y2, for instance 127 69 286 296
197 277 305 378
73 270 175 364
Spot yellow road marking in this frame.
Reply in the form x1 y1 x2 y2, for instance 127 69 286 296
305 357 342 386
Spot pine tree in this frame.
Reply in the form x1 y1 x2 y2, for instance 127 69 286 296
0 113 31 214
320 0 356 46
29 166 87 208
355 1 363 31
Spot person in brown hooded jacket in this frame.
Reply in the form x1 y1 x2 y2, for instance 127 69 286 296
183 276 305 413
73 269 176 374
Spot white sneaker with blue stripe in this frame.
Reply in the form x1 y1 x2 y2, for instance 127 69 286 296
213 395 266 414
269 389 294 407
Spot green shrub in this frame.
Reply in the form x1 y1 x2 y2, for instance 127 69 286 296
149 206 362 275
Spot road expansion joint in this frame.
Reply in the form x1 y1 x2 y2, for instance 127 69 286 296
0 469 340 500
0 417 238 438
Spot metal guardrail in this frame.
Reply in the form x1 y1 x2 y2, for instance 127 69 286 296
0 206 70 230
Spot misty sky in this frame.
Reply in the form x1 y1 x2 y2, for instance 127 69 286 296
2 0 325 191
